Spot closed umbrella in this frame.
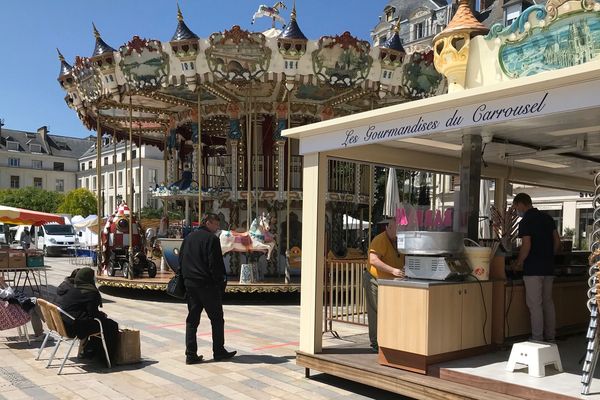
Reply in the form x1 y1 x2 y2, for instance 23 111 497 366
479 180 491 239
384 168 400 218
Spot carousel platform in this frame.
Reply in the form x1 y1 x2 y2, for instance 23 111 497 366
96 271 301 293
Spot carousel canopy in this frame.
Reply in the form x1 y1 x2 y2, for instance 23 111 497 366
57 5 445 150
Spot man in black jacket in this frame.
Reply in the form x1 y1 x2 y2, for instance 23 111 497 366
179 213 236 365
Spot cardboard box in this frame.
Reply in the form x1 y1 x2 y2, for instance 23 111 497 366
8 251 26 269
116 329 141 365
0 251 8 269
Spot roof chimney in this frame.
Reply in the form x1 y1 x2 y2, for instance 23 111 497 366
37 126 51 154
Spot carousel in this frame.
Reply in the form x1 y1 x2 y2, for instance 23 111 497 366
56 2 445 292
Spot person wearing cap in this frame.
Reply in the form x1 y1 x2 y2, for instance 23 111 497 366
363 217 405 353
512 192 561 342
59 267 119 365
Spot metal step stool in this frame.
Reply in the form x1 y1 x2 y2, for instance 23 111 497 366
506 341 563 377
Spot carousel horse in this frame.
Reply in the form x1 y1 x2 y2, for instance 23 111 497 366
219 213 275 260
251 2 286 26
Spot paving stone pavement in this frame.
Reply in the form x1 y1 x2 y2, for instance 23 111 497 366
0 257 408 399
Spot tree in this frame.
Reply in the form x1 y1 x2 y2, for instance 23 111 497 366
0 187 64 213
57 188 97 217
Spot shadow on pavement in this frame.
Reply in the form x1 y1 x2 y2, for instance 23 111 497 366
310 373 414 399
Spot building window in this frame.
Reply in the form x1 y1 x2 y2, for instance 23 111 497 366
103 156 109 166
414 22 424 39
85 177 89 189
9 157 20 167
32 160 42 169
88 160 93 169
7 141 19 151
101 176 105 190
56 179 65 192
81 163 85 171
53 162 64 171
132 150 137 159
121 153 126 162
109 172 114 189
118 171 123 187
149 168 158 184
92 176 97 190
34 177 43 189
10 176 19 188
30 144 42 153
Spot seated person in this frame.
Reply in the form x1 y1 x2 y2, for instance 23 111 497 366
56 268 80 303
59 268 118 366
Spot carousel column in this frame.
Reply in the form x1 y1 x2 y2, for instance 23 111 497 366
299 152 327 354
128 96 134 278
192 122 199 216
227 102 242 202
230 139 239 199
196 89 203 221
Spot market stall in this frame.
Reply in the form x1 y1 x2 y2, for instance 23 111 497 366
286 1 600 398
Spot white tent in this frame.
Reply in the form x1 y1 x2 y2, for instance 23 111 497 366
342 214 371 230
72 215 99 246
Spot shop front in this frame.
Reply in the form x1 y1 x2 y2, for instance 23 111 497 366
285 1 600 398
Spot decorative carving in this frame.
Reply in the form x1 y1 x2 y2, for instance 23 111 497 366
206 26 272 82
312 32 373 87
119 36 170 90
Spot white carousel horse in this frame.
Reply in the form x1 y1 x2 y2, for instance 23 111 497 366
251 2 286 26
219 213 275 260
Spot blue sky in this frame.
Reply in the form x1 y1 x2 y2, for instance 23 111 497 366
0 1 389 138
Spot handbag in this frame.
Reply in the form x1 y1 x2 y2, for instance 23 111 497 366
166 273 186 299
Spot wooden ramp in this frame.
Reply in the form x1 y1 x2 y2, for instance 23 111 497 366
297 347 522 400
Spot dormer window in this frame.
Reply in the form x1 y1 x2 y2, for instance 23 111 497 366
385 7 395 22
30 144 42 153
7 141 19 151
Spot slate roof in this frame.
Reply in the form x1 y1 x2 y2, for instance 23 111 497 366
0 128 94 158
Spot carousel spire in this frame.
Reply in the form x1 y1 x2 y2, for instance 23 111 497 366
171 4 198 41
91 22 116 57
381 19 405 54
56 48 73 78
279 0 307 40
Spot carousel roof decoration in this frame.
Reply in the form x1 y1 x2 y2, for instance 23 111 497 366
56 48 75 93
379 21 406 68
278 1 308 59
91 23 116 57
279 2 307 40
57 4 448 152
171 4 199 41
57 48 73 78
434 0 489 41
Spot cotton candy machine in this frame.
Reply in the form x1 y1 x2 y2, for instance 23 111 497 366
397 231 471 280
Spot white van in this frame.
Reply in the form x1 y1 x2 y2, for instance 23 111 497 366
34 224 79 256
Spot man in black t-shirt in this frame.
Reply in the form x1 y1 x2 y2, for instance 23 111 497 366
513 193 561 342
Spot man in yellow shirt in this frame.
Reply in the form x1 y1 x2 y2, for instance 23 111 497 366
363 217 405 353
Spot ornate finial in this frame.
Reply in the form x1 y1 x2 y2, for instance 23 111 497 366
177 3 183 22
92 22 100 39
393 18 400 33
291 0 297 21
57 48 65 62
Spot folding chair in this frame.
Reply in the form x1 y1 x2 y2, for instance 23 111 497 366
36 298 111 374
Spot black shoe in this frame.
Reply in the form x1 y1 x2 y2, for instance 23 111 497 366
213 350 236 361
185 354 203 365
370 343 379 353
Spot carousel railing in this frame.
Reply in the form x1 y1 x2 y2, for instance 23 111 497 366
235 154 304 192
324 258 369 334
328 159 356 194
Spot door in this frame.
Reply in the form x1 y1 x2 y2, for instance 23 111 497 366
461 282 492 349
428 284 462 354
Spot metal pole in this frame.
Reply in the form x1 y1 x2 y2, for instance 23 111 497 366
285 89 292 284
96 114 103 274
198 90 202 222
163 133 168 216
113 134 117 211
368 165 373 250
254 93 259 219
246 85 252 230
128 96 134 278
138 127 142 220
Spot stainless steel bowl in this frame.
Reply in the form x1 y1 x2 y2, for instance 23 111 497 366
396 231 465 255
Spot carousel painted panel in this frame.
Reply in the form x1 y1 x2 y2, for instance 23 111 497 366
119 36 170 90
486 2 600 79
